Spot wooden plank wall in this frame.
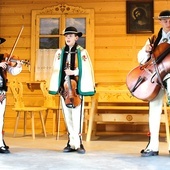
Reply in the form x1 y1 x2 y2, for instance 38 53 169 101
1 0 170 84
0 0 170 134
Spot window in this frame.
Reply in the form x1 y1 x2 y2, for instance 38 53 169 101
31 4 94 81
39 18 60 49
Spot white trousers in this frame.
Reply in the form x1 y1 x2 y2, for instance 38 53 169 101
61 96 84 149
147 78 170 151
0 95 6 147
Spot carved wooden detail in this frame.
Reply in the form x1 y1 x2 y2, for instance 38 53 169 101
37 4 87 14
96 84 147 103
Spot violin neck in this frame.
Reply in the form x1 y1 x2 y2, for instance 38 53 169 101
66 75 72 91
7 58 30 66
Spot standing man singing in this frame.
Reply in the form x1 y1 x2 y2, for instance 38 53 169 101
49 26 95 154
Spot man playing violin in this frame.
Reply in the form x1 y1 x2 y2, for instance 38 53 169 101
49 27 95 154
0 37 23 154
137 10 170 157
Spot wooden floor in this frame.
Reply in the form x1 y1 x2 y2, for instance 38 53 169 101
1 132 170 170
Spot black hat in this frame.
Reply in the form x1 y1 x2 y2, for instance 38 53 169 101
63 26 82 37
154 10 170 20
0 38 6 44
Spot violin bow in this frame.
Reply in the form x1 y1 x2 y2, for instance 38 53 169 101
7 25 24 62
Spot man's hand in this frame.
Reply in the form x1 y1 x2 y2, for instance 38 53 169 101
145 44 153 53
64 69 74 76
0 62 7 69
16 60 23 68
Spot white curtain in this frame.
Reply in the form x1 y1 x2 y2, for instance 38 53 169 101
35 49 57 82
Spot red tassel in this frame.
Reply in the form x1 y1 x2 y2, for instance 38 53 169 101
147 132 151 136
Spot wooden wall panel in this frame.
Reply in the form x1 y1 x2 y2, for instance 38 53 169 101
1 0 170 133
1 0 169 84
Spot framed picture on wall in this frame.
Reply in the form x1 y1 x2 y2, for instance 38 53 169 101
126 0 154 34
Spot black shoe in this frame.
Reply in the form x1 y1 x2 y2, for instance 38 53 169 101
0 146 10 154
77 144 86 154
63 144 76 153
3 140 9 150
141 149 159 157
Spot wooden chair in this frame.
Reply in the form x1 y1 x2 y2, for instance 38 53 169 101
9 79 47 139
40 81 61 138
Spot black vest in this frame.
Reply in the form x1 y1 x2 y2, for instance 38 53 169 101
0 54 8 91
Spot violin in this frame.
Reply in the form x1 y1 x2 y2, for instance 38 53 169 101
126 42 170 101
0 26 27 92
63 62 81 108
3 53 30 67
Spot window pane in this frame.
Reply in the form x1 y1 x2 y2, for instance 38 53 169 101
40 18 59 35
39 37 59 49
66 18 86 34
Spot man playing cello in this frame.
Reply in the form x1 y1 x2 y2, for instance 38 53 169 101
137 10 170 157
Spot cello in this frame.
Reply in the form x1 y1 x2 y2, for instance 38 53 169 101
126 42 170 101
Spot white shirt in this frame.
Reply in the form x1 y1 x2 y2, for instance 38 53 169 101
0 64 22 87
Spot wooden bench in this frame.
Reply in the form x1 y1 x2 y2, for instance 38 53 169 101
85 84 170 146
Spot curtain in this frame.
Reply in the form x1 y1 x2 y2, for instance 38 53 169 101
35 49 57 82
